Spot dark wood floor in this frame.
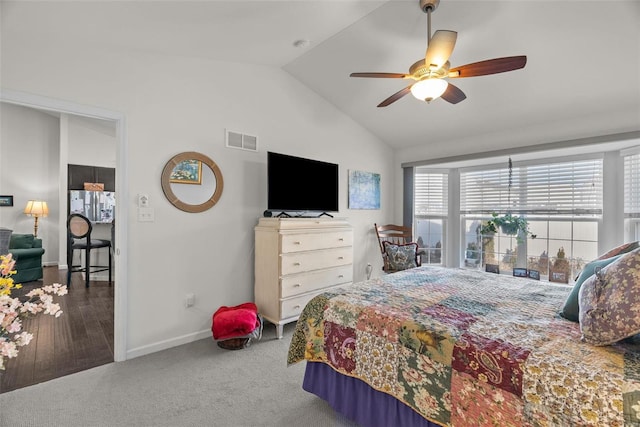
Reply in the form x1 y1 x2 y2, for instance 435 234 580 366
0 266 114 393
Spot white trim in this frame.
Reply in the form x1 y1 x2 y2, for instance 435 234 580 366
401 131 640 168
458 152 604 174
620 144 640 157
126 329 212 360
0 89 129 363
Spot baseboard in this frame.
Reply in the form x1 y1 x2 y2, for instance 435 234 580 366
125 329 212 360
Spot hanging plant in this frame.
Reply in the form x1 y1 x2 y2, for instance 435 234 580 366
479 212 536 243
477 157 536 244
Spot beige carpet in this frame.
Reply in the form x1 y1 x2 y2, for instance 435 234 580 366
0 323 358 427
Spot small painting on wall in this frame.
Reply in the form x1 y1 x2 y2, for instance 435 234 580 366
170 160 202 184
0 195 13 207
348 170 380 210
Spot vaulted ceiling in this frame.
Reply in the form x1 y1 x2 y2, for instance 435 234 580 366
3 0 639 152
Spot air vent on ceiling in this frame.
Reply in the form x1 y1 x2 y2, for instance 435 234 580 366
225 129 258 152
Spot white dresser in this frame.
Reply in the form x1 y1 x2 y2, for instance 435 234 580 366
254 217 353 338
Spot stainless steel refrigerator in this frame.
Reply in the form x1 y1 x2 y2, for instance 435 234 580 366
69 190 115 223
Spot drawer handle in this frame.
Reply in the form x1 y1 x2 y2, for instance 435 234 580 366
338 256 344 260
338 238 344 241
293 241 301 245
293 283 301 287
294 305 301 309
338 275 344 278
293 262 301 266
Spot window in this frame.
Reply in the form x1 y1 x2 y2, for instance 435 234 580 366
414 169 447 265
460 156 603 280
624 150 640 240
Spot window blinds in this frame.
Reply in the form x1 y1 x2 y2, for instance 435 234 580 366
460 158 603 216
414 169 448 216
624 152 640 217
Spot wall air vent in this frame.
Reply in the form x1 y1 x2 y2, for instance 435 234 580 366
225 129 258 152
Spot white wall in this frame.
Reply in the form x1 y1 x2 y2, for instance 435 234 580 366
68 115 117 168
0 104 60 265
1 20 395 358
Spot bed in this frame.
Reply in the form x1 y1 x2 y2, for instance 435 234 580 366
287 265 640 427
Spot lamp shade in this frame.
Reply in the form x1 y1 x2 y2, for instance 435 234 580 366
410 78 448 102
24 200 49 218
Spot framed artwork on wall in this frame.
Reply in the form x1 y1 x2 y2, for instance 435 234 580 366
169 159 202 184
348 170 380 210
0 195 13 207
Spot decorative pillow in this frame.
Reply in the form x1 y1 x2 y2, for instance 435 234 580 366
578 247 640 346
559 254 623 322
596 241 639 261
383 242 418 272
9 234 35 250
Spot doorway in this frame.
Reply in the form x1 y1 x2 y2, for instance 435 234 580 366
0 89 128 389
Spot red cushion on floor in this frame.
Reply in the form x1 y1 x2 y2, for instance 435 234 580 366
211 302 260 340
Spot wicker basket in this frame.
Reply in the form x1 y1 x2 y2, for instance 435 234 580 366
217 337 252 350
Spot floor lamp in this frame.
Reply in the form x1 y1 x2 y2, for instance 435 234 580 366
24 200 49 238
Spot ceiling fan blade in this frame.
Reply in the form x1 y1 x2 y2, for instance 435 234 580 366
350 72 410 79
449 55 527 78
440 82 466 104
377 84 413 107
424 30 457 70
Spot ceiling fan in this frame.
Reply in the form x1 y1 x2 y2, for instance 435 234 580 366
350 0 527 107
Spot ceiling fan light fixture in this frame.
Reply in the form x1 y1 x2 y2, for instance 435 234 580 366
411 78 448 102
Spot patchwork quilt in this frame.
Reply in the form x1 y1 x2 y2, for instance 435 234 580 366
287 266 640 426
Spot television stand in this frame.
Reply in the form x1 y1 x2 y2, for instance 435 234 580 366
274 212 334 218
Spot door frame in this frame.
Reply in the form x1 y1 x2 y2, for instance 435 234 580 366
1 88 128 362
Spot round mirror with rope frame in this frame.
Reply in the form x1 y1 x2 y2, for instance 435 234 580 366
161 151 224 213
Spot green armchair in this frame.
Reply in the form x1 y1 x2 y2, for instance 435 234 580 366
8 233 45 283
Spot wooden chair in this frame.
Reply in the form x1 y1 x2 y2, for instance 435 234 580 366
67 213 112 288
374 223 423 272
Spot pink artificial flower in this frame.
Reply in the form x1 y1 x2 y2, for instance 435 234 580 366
7 318 22 333
0 340 18 358
0 281 67 370
1 260 15 276
15 332 33 346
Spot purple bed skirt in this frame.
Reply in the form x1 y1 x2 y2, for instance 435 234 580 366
303 361 442 427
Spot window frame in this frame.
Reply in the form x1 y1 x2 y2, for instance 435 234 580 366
413 168 448 266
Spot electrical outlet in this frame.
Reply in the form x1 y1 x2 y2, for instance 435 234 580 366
185 293 195 308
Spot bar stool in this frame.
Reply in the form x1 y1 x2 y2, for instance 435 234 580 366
67 213 112 288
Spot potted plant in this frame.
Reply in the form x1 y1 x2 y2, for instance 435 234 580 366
478 212 536 243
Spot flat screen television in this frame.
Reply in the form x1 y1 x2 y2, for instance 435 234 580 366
267 151 339 214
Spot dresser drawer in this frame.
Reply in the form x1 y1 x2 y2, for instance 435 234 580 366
281 246 353 276
281 231 352 253
281 265 353 298
281 283 353 319
280 291 326 319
